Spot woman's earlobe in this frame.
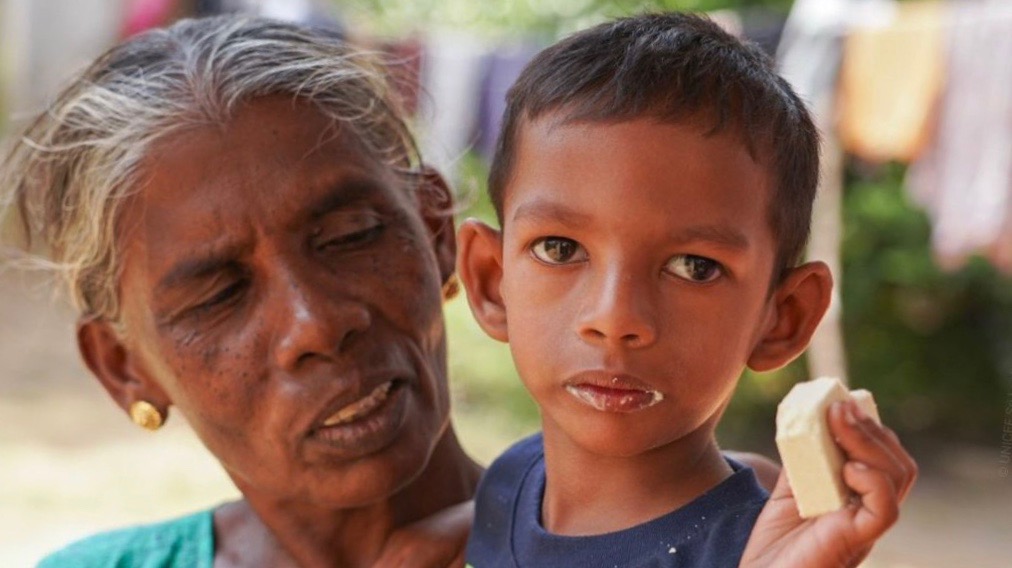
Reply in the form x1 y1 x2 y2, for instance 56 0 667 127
456 219 509 343
77 319 170 421
747 261 833 372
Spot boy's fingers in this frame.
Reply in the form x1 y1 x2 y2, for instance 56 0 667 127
876 425 919 501
830 401 913 501
849 410 917 501
842 461 900 540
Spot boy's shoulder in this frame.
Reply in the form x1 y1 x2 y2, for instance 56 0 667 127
467 432 769 567
37 508 214 568
469 433 544 532
481 431 545 489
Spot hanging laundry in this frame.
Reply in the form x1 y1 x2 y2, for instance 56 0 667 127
907 1 1012 274
211 0 345 33
777 0 896 114
707 10 744 38
739 7 787 57
417 33 488 179
777 0 847 112
475 42 541 162
121 0 181 37
382 38 425 118
837 1 946 163
194 0 226 15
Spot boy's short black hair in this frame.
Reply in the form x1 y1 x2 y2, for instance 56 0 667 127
489 12 819 279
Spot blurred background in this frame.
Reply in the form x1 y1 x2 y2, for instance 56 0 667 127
1 0 1010 566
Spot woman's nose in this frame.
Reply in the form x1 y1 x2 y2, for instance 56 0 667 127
576 267 658 349
272 272 371 371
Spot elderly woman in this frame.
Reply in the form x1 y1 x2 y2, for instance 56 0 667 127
4 16 479 567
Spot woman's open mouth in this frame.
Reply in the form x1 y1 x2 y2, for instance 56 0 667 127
309 379 409 457
322 381 395 426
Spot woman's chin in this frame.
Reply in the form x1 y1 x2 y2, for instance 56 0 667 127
301 411 446 508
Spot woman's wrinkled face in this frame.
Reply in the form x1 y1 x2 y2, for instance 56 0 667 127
116 97 453 506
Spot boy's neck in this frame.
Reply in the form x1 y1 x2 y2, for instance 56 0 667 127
539 415 733 536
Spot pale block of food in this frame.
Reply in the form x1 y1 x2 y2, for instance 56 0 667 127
848 388 881 424
775 377 881 518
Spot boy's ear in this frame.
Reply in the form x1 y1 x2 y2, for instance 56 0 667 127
416 166 457 285
748 261 833 372
456 218 509 342
77 318 171 422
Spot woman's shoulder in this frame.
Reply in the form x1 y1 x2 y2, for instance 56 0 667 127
37 508 215 568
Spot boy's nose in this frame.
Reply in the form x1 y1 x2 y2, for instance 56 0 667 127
272 267 371 371
576 268 658 349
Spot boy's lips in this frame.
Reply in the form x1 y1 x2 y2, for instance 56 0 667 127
563 371 665 413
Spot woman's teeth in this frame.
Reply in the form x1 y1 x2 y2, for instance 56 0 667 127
322 381 394 427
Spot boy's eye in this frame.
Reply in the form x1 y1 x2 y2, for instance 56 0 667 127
665 254 723 283
531 237 588 264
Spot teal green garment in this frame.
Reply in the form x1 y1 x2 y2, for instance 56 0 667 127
37 509 214 568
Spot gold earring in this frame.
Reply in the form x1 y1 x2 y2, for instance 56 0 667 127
129 400 164 431
441 274 461 301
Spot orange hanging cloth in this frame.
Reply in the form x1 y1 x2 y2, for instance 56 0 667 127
836 1 946 163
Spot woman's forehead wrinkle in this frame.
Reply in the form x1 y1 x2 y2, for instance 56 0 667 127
305 179 382 222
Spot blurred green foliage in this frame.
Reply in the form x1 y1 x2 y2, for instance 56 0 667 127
839 165 1012 442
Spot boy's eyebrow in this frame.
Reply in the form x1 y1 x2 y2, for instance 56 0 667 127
670 225 750 250
511 198 592 226
513 199 748 248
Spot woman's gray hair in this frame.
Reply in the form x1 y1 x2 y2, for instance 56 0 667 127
1 16 423 325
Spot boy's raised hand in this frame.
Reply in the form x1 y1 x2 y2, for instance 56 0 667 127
739 399 918 568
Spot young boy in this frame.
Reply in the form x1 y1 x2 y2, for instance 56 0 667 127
457 13 916 567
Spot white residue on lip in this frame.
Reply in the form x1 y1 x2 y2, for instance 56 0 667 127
564 383 665 411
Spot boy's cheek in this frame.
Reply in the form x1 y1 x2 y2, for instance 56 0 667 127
501 261 565 316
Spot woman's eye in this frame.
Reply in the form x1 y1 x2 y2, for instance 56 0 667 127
317 222 383 251
666 255 723 283
194 280 247 313
531 237 587 264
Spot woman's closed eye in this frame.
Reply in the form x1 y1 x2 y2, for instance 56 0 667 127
530 236 588 265
665 254 724 283
314 212 384 252
191 279 248 314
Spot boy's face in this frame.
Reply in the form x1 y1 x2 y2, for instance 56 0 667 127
489 116 783 456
